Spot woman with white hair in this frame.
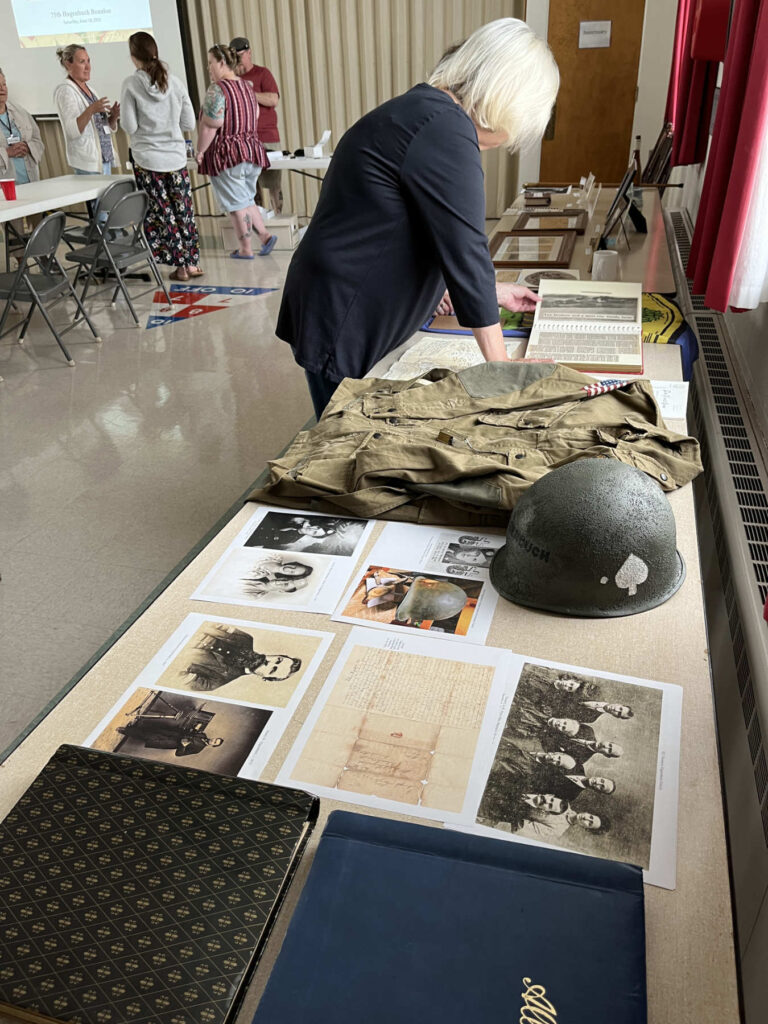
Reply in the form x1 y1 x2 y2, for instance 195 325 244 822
276 18 559 417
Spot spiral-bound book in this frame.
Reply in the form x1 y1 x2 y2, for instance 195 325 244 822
525 279 643 373
0 745 318 1024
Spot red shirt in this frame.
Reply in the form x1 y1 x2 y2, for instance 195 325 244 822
241 64 280 143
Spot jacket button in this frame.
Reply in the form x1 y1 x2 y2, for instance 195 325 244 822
372 432 382 439
514 453 526 460
660 472 668 481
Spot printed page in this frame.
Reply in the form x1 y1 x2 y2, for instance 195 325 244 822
526 279 643 372
84 613 334 779
332 523 501 644
191 506 374 614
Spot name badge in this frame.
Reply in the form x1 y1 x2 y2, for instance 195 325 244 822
7 133 21 145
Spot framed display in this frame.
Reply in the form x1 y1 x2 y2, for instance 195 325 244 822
512 208 588 234
490 229 577 269
599 163 636 244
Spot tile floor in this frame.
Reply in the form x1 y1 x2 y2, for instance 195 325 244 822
0 242 313 756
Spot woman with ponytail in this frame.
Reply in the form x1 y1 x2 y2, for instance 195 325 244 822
120 31 203 281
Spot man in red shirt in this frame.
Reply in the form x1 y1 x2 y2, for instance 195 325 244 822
230 36 283 213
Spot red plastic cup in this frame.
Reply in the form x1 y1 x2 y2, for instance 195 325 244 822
0 178 17 200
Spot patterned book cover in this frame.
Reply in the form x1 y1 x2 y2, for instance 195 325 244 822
0 745 318 1024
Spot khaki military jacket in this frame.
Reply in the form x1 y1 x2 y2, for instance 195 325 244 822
250 362 702 526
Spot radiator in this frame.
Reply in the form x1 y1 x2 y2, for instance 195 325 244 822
667 209 768 1022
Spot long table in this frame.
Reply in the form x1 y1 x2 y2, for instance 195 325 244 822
0 173 131 224
0 187 739 1023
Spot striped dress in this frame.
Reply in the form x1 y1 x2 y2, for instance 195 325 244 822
199 78 266 176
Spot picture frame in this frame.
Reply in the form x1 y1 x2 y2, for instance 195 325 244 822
490 229 577 269
512 208 589 234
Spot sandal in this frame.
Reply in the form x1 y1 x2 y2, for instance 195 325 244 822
169 268 189 282
187 267 205 278
230 250 255 260
259 235 277 256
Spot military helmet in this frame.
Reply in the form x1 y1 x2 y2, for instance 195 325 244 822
396 577 468 623
490 459 685 617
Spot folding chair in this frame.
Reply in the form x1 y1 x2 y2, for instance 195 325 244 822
62 176 137 252
0 211 101 368
65 190 173 327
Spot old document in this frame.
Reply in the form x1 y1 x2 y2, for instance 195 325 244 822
277 628 509 821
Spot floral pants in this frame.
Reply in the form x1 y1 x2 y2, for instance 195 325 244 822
133 164 200 268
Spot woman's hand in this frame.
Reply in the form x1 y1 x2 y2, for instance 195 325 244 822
107 100 120 128
6 142 29 158
496 282 541 313
88 96 111 116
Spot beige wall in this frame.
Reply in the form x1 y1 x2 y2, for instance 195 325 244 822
34 1 524 221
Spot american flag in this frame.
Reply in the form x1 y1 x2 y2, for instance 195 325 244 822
581 379 629 398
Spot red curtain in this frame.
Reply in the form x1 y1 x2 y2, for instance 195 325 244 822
665 0 721 165
687 0 768 310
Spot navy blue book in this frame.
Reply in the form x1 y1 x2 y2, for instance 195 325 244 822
253 810 646 1024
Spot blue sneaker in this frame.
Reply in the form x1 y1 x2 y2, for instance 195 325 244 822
259 235 277 256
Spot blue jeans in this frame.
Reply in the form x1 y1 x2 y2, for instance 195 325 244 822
74 162 113 175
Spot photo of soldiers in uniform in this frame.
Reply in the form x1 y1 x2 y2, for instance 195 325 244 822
153 621 327 707
91 687 272 776
245 512 366 557
476 662 663 868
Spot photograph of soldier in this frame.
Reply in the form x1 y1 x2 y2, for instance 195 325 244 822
154 621 326 707
245 512 367 557
91 688 272 775
476 662 663 868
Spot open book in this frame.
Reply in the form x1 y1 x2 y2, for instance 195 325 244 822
525 278 643 373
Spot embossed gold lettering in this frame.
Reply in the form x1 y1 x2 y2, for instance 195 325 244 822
520 977 558 1024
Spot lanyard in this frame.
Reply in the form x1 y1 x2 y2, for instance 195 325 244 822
0 112 12 132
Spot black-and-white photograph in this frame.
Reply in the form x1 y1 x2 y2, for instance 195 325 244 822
91 687 272 776
516 268 581 290
476 662 663 869
245 511 367 557
538 292 639 322
194 547 329 610
155 620 330 708
439 537 500 571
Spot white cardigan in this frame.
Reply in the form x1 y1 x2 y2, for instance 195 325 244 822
0 100 45 182
54 78 118 172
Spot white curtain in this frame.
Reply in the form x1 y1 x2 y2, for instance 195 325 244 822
728 120 768 309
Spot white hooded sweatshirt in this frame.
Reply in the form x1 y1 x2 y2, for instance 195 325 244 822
120 68 195 173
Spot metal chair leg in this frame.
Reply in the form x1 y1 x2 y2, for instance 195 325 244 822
17 301 36 342
28 289 75 365
62 263 101 342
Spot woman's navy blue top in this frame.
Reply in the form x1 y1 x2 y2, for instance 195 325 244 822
276 84 500 381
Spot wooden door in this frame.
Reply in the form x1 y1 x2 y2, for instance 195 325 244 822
539 0 646 183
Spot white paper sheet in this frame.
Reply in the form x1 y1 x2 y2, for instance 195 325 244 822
650 380 689 421
84 613 334 779
277 629 682 888
192 506 374 614
331 522 500 644
276 627 511 823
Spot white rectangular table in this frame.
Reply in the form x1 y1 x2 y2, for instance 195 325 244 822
0 173 131 224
